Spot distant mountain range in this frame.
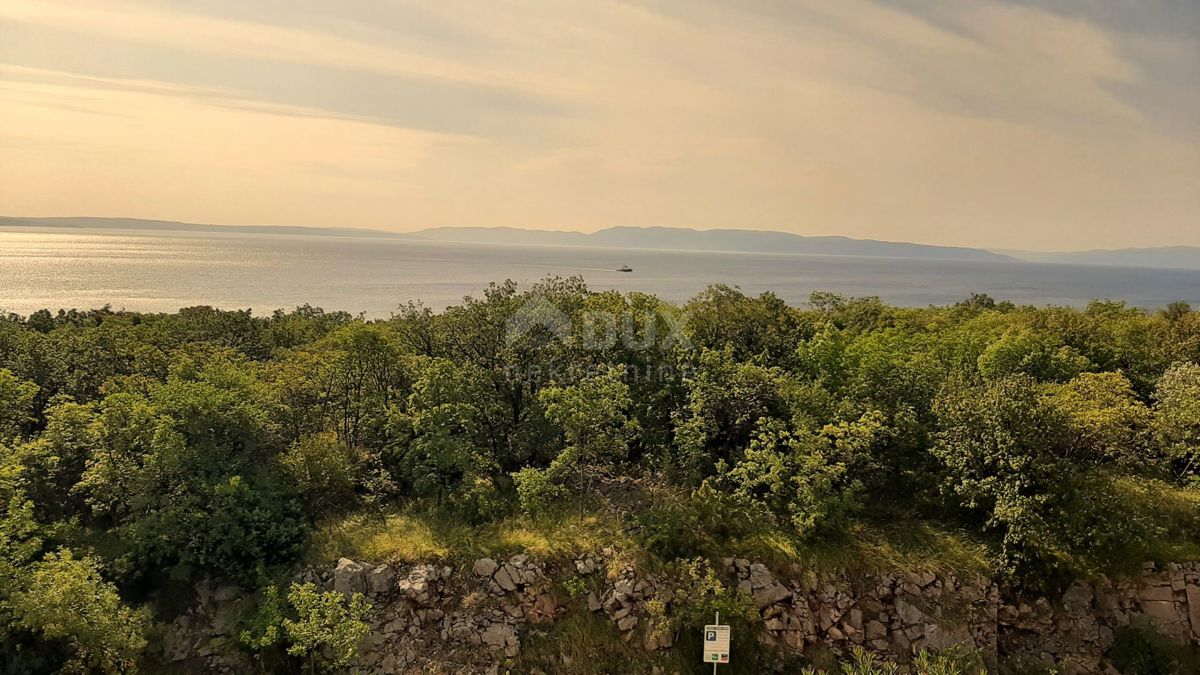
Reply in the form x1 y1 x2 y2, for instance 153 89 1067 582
412 226 1014 262
0 216 413 240
1000 247 1200 271
4 216 1198 269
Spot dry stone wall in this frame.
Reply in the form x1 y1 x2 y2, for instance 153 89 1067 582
159 556 1200 673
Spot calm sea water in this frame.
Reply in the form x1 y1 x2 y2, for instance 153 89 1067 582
1 227 1198 317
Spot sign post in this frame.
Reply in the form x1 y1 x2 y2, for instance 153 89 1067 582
703 611 730 672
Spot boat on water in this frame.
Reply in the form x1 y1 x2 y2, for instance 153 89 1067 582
616 265 633 273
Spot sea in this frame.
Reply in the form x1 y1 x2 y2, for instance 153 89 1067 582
1 227 1198 318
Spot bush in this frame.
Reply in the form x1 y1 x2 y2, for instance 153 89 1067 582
1061 474 1200 574
653 558 765 674
634 484 768 561
801 646 985 674
280 433 358 520
282 583 371 671
1107 623 1200 674
932 375 1076 586
514 466 567 516
719 412 890 539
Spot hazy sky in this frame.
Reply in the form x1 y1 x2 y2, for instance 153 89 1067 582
1 0 1197 250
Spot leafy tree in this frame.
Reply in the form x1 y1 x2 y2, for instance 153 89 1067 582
1044 371 1151 466
12 398 95 522
1153 362 1200 480
977 329 1091 382
720 411 890 537
388 358 499 506
515 366 636 513
10 550 150 674
932 375 1075 583
280 433 358 521
0 369 38 441
674 347 787 480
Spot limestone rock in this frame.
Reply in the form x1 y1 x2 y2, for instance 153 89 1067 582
473 558 498 578
493 565 518 593
367 564 396 595
334 558 368 598
397 565 440 605
753 582 792 609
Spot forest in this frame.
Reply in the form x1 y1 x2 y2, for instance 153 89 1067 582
2 277 1200 672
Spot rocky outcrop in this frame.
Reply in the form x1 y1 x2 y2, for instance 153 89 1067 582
998 562 1200 672
722 557 999 664
159 557 1200 674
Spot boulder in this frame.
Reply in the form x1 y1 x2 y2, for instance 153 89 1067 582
334 558 368 598
473 558 499 578
753 582 792 609
1139 584 1175 603
924 622 975 650
479 622 514 648
398 565 440 605
493 565 518 592
367 564 396 595
748 563 774 590
1187 586 1200 639
894 597 926 627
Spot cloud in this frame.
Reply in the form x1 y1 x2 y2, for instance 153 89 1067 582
0 0 1196 249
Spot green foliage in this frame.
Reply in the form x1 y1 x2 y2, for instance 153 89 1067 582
801 646 985 674
654 558 765 674
518 366 637 514
1107 623 1200 674
0 369 38 441
932 375 1075 584
238 584 285 653
635 481 791 563
282 582 371 671
977 330 1091 382
281 433 358 520
1153 362 1200 479
388 357 497 505
10 549 150 673
1045 371 1152 466
514 465 567 516
674 347 788 480
6 283 1200 669
720 411 891 538
1061 474 1200 574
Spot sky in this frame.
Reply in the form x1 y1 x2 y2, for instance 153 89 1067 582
0 0 1197 251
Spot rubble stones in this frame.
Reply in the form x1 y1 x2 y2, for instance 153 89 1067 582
163 557 1200 675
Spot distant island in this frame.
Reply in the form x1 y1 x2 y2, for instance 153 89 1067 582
1000 247 1200 271
412 225 1014 263
0 216 416 241
4 216 1199 269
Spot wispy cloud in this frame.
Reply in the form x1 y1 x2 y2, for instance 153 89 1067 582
0 0 1196 248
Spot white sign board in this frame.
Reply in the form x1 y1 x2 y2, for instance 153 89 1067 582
703 624 730 664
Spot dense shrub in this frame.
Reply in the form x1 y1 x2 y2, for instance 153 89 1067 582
2 283 1200 668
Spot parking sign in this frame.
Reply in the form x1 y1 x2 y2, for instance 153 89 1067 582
702 623 730 665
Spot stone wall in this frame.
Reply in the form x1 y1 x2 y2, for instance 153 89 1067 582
159 556 1200 673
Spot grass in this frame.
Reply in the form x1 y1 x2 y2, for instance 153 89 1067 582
307 494 992 588
306 498 634 567
511 608 661 674
726 520 993 579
